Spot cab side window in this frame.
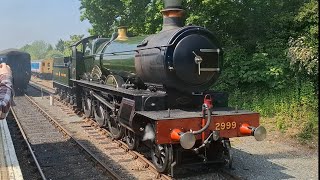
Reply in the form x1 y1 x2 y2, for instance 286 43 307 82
84 41 93 56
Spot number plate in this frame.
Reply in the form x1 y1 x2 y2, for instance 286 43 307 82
215 121 237 130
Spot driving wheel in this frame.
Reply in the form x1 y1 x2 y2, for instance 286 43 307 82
125 128 139 150
93 102 106 127
151 144 173 173
82 96 92 118
106 109 123 139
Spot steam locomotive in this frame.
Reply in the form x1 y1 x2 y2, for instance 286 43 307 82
53 0 266 175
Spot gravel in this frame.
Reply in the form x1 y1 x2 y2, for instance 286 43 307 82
229 133 318 180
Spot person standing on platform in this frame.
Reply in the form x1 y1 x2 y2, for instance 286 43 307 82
0 62 12 120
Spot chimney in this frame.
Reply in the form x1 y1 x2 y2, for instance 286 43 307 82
161 0 184 31
116 26 128 41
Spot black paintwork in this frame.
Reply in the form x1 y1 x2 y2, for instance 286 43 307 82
0 49 31 94
136 26 222 93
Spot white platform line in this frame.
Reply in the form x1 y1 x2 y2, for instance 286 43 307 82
0 122 9 180
0 119 23 180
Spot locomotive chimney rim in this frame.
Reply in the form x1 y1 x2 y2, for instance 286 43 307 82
161 0 185 30
161 9 184 18
116 26 128 41
162 0 183 11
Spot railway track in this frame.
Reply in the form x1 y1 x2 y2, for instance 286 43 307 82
28 82 172 179
28 79 242 179
9 93 120 180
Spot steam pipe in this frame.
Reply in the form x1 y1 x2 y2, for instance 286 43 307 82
192 104 212 135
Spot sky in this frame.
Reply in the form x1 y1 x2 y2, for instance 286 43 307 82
0 0 92 50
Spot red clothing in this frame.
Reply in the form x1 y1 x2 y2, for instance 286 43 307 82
0 74 12 119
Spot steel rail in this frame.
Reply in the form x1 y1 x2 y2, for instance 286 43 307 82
24 94 122 180
10 107 47 180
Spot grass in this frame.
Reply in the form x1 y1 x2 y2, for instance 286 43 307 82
228 82 318 143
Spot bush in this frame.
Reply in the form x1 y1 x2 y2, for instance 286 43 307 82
227 82 318 141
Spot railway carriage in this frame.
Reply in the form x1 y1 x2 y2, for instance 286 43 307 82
53 0 266 175
0 48 31 94
31 58 53 80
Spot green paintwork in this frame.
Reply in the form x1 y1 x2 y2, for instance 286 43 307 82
83 55 94 74
101 35 148 74
53 57 70 86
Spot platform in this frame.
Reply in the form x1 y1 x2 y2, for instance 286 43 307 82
0 119 23 180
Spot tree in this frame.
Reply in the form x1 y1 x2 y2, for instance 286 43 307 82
287 0 318 97
80 0 125 36
45 49 64 59
80 0 163 36
55 39 65 53
20 40 51 60
47 44 53 51
287 0 318 77
20 44 31 52
62 34 85 56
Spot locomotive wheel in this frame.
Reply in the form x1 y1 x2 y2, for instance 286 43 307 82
125 129 139 150
59 91 65 101
82 96 92 118
151 144 173 173
65 94 70 103
106 110 124 139
69 96 74 105
93 102 106 127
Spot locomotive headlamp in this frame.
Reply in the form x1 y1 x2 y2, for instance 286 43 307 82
180 132 196 149
170 129 196 149
240 123 267 141
253 126 267 141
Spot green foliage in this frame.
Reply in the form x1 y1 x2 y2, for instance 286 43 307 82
287 0 318 81
62 34 85 56
215 46 290 91
45 49 64 59
55 39 65 52
275 83 318 140
143 0 163 34
80 0 163 36
228 82 318 140
79 0 125 36
20 34 84 59
20 40 52 60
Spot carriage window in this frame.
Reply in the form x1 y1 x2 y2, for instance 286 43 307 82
48 63 50 67
42 62 45 66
